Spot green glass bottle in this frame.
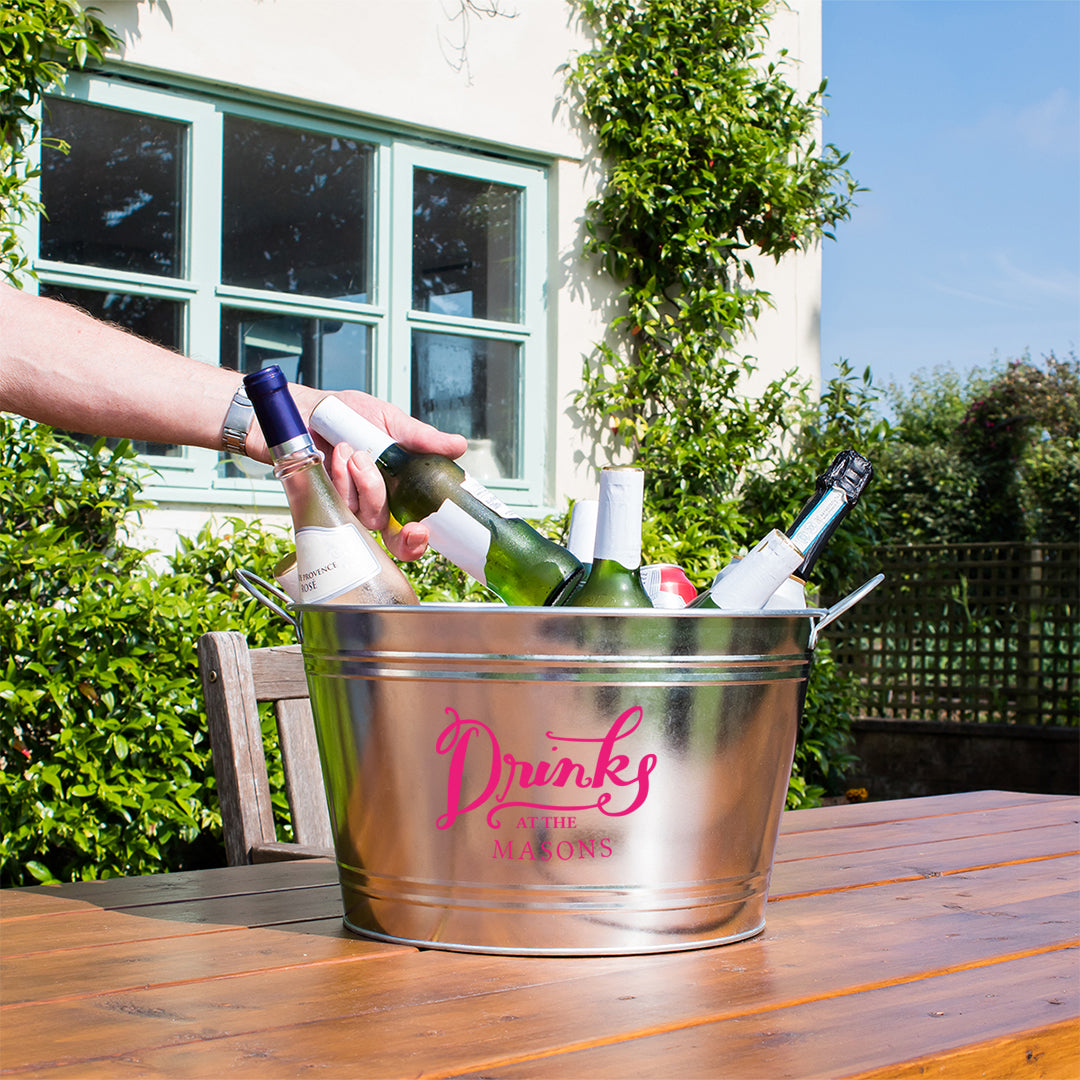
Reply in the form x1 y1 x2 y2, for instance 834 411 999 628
567 466 652 608
309 396 584 606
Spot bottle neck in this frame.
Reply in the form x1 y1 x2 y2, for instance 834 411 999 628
788 486 851 579
269 433 324 480
787 450 872 580
593 468 644 569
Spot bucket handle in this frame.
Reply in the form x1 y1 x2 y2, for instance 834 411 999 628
234 568 302 641
808 573 884 650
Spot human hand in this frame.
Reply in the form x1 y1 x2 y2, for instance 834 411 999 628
253 387 467 561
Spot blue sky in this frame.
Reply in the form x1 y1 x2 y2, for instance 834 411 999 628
819 0 1080 395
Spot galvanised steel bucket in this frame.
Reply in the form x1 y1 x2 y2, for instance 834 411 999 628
290 584 878 957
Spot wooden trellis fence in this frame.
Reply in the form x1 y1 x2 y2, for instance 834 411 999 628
826 543 1079 726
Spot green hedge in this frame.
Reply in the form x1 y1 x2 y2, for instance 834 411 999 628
0 418 296 886
1 415 858 886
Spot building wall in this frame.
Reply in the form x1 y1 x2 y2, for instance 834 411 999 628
90 0 823 550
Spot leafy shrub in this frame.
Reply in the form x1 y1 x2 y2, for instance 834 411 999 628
0 416 294 886
871 352 1080 546
1 0 118 284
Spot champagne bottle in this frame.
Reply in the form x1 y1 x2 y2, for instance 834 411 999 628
309 396 584 606
762 449 875 610
566 466 652 608
786 449 873 581
244 367 417 606
688 529 804 610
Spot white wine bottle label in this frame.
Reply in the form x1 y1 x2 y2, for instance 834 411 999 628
294 524 380 602
460 475 520 520
423 499 493 585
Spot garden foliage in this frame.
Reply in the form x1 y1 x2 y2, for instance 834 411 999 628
872 352 1080 547
0 417 296 887
0 0 117 284
568 0 860 539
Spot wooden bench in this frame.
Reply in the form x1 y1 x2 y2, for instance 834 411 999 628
197 630 333 865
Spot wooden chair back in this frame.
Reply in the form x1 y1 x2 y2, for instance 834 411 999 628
197 630 333 865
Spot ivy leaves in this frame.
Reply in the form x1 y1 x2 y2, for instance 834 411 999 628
568 0 860 534
1 0 118 284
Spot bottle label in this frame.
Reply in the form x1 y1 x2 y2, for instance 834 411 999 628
460 475 520 520
789 488 846 551
294 524 380 602
424 499 492 585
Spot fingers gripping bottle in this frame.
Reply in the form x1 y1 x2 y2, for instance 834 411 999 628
309 396 584 606
244 367 417 606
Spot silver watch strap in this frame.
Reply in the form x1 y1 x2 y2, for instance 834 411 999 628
222 388 255 456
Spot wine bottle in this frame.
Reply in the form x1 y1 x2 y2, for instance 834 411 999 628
688 529 804 610
786 449 873 581
761 449 875 609
244 367 418 606
566 467 652 608
566 497 598 565
309 396 584 606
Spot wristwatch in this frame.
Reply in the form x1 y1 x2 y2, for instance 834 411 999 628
221 388 255 456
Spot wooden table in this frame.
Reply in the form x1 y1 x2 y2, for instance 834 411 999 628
2 790 1077 1079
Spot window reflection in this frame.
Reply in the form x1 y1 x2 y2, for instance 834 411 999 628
222 117 373 301
412 170 520 323
40 98 184 277
411 331 519 480
219 309 371 478
37 285 184 457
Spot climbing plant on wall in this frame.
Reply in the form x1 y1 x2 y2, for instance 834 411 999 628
0 0 117 284
568 0 860 564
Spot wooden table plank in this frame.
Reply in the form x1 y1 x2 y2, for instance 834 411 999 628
777 790 1071 834
773 798 1080 861
447 949 1079 1080
848 1019 1080 1080
770 821 1079 899
0 884 346 957
0 918 411 1007
4 852 1072 1011
0 859 337 921
4 862 1074 1076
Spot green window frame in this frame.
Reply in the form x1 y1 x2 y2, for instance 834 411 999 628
29 75 551 510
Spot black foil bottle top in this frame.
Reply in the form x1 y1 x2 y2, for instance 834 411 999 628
243 365 307 450
818 449 874 503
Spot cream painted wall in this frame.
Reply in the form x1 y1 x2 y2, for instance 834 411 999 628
94 0 822 541
97 0 588 157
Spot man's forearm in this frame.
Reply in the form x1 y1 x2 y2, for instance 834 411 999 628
0 284 242 448
0 284 331 460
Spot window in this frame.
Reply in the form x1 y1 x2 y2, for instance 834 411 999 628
33 77 549 507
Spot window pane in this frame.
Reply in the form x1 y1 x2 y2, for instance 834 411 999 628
219 309 371 478
412 170 520 323
411 331 519 480
40 98 184 277
37 285 184 457
222 117 372 301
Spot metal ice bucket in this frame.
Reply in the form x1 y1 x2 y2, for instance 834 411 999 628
283 582 878 957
